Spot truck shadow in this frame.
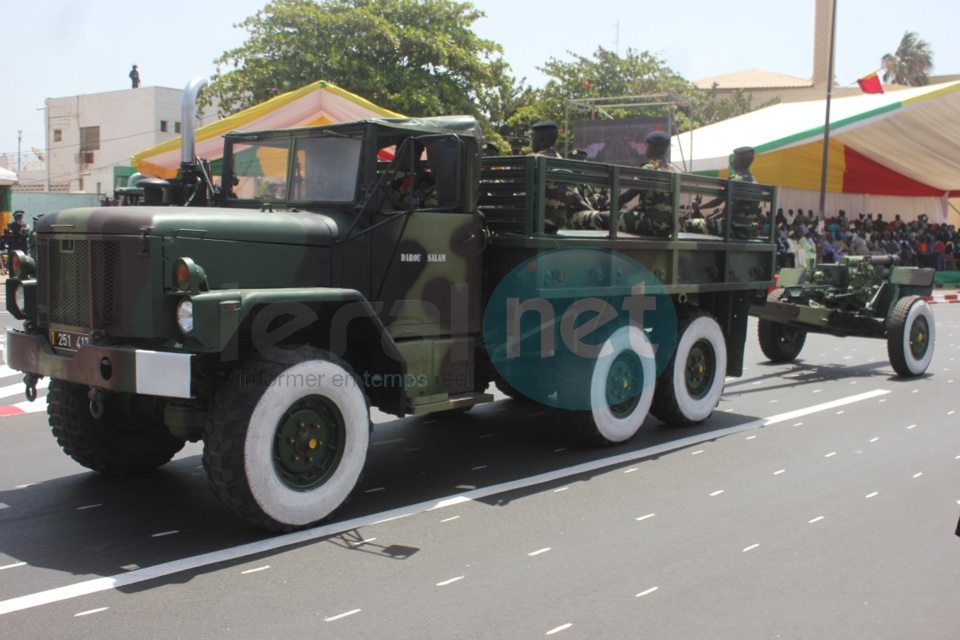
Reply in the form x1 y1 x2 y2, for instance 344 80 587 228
0 394 813 598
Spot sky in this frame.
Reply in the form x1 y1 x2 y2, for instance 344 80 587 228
1 0 957 168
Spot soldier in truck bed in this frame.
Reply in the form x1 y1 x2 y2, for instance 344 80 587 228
613 130 677 237
528 121 593 230
684 146 762 239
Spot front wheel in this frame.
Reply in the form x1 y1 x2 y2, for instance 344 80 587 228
652 311 727 425
203 349 370 531
887 296 935 377
561 324 656 446
758 289 807 362
47 380 185 475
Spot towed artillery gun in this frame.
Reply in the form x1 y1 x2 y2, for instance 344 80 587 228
750 254 936 376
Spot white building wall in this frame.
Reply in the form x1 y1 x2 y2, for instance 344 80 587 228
45 85 218 195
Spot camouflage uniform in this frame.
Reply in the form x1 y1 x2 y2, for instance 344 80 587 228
684 146 761 239
389 171 438 209
619 157 676 237
533 148 595 229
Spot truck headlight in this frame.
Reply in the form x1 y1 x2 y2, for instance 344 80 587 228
14 282 26 315
176 298 194 336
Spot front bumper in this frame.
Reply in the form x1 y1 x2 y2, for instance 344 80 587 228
4 328 193 399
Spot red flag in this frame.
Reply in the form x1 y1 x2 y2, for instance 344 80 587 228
857 72 884 94
582 80 595 88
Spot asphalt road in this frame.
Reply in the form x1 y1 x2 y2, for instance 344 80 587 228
1 304 959 639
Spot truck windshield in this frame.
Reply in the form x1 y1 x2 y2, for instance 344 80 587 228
227 136 362 204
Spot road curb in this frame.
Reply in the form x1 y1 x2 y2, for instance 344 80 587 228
923 293 960 305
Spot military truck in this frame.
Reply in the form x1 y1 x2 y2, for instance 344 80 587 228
4 79 778 531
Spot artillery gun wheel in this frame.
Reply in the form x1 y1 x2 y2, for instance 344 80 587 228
203 349 370 532
47 380 185 475
757 289 807 363
560 324 656 446
887 296 935 377
652 311 727 426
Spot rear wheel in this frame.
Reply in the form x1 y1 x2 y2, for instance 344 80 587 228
561 324 656 446
887 296 935 377
203 349 370 531
47 380 184 475
652 311 727 425
758 289 807 362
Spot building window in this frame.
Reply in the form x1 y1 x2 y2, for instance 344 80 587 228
175 122 181 134
160 120 168 133
80 126 100 151
83 152 95 165
53 129 62 142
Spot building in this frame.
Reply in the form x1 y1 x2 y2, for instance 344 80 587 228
19 84 218 196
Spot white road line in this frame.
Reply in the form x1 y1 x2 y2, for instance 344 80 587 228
743 544 760 552
825 452 837 458
150 531 178 538
528 548 551 557
363 487 386 493
471 465 488 471
75 504 102 511
636 513 655 522
440 516 460 523
710 490 724 497
623 467 639 473
913 472 923 478
0 562 26 571
907 424 917 430
866 492 879 499
436 576 463 587
636 586 659 598
546 623 572 635
774 469 786 475
240 566 271 575
0 378 48 399
809 516 825 524
691 450 704 455
553 487 568 493
74 607 108 617
0 388 893 617
324 609 361 622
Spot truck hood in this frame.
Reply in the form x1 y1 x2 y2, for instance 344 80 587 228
36 206 340 245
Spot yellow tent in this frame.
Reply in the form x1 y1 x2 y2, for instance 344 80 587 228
132 81 401 179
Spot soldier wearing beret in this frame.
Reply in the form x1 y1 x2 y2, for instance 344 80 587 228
685 146 762 238
615 130 677 237
6 210 30 268
530 121 562 158
528 121 594 230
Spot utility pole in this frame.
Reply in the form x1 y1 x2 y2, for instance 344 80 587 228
17 130 22 171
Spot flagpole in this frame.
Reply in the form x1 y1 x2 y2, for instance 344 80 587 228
817 0 838 228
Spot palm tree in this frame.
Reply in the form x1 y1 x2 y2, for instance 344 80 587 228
881 31 933 86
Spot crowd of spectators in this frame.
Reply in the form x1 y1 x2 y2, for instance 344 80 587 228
772 208 959 272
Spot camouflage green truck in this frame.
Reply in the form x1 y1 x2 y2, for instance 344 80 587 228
4 82 778 531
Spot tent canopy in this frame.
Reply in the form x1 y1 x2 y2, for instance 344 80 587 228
675 81 960 200
0 166 18 186
132 81 401 179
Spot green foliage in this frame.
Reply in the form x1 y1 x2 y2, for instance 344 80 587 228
881 31 934 86
506 47 769 153
209 0 504 120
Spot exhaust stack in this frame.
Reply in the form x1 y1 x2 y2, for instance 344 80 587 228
181 77 210 166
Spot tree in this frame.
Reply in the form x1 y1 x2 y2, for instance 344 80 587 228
514 47 769 153
209 0 504 120
881 31 933 86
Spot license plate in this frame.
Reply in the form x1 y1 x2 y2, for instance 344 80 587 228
50 329 91 351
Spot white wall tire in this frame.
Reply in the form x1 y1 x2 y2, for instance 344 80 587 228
652 311 727 425
204 351 370 531
887 296 935 377
563 324 656 445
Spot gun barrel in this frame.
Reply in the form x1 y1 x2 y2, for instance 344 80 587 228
868 254 899 267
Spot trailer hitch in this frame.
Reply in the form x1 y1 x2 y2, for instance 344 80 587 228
87 388 106 419
23 374 40 402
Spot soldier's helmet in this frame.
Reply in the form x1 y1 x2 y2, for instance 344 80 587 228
13 210 24 219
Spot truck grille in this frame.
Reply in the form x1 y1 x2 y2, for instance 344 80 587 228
37 238 122 330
